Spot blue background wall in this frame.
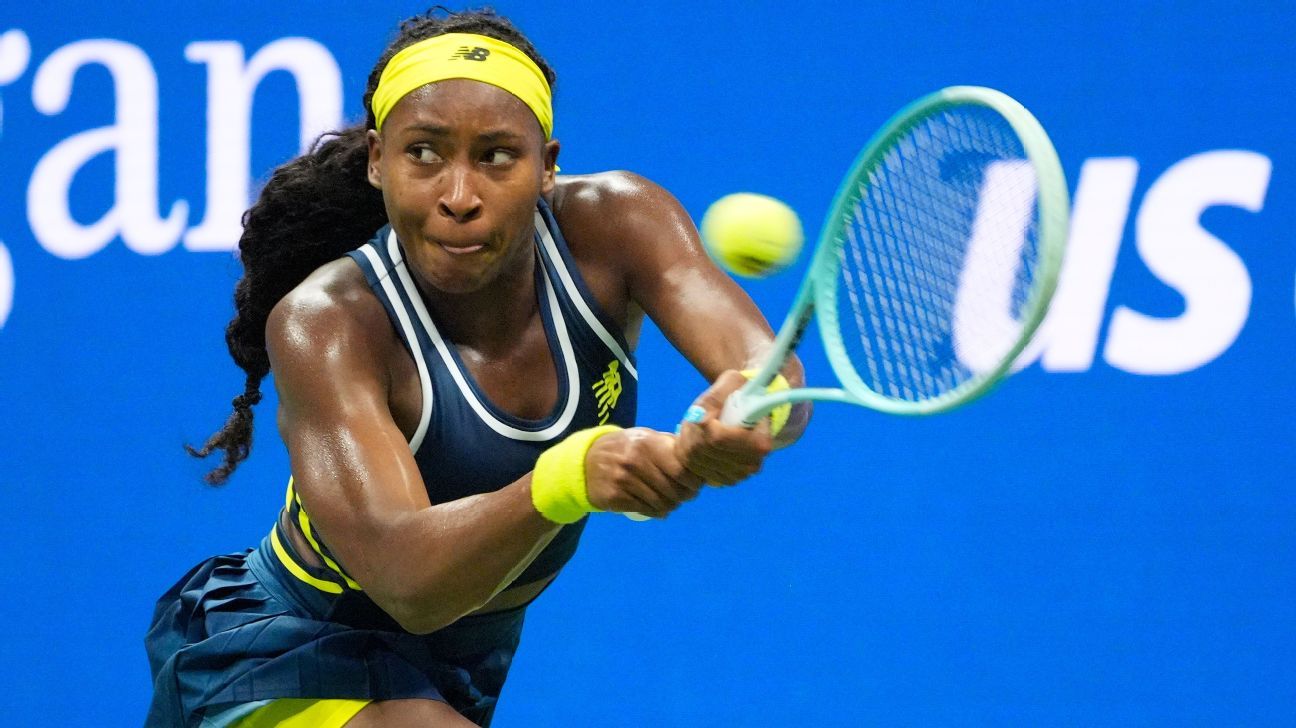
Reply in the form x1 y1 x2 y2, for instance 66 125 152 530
1 2 1292 725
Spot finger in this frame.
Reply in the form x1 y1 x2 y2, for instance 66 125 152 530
676 407 772 468
651 442 705 492
666 425 719 485
643 463 704 505
700 370 752 407
599 434 687 516
638 435 704 504
683 427 771 471
619 469 676 516
672 450 725 486
659 461 704 497
585 429 673 516
675 424 767 485
694 418 775 457
620 489 669 519
674 408 704 460
684 449 762 486
695 435 771 466
678 371 748 431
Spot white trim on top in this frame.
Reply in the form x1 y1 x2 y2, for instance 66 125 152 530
533 211 638 380
357 244 434 452
386 231 579 441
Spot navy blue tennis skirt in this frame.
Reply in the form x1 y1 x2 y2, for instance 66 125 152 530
144 536 525 727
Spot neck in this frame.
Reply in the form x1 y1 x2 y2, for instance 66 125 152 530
418 243 540 353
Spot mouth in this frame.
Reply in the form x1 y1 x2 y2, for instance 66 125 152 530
433 239 488 256
439 243 486 255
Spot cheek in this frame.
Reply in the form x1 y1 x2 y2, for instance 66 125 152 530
501 175 545 224
490 198 540 253
382 182 439 247
383 177 430 220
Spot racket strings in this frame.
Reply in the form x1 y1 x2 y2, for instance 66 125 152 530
834 106 1042 402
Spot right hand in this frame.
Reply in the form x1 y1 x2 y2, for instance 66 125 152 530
584 428 704 518
674 370 776 486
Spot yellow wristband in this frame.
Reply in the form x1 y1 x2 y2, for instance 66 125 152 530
531 425 621 524
740 369 792 437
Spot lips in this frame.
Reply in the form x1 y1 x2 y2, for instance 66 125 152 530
438 242 486 255
429 234 489 255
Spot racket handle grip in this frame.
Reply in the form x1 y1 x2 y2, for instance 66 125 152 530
719 390 757 428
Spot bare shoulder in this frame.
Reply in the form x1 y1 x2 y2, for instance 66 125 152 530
552 171 704 285
553 171 689 248
265 257 395 379
553 170 663 210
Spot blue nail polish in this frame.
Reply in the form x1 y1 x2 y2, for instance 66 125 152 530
683 405 706 424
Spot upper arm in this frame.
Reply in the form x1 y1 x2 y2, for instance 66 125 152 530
265 261 429 601
581 172 803 386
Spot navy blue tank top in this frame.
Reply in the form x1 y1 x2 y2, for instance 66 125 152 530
273 199 638 598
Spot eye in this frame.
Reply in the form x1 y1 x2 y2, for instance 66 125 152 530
483 148 517 166
409 145 442 165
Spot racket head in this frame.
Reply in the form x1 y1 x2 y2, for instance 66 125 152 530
807 86 1068 415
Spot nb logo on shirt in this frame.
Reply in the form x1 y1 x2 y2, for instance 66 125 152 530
451 46 491 62
592 361 623 425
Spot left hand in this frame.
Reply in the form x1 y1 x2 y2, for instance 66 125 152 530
674 370 775 486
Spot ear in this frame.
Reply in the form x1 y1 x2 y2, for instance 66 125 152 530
541 138 561 196
367 129 383 190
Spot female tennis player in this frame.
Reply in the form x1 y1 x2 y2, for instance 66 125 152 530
144 8 807 727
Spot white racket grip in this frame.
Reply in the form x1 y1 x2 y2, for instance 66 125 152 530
720 389 758 428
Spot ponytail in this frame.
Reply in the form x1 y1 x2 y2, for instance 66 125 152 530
188 125 386 484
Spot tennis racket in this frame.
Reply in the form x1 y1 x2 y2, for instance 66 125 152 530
628 86 1068 520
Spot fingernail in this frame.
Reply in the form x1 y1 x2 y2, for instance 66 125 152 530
683 405 705 424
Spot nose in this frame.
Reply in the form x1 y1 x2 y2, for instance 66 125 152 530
437 165 483 223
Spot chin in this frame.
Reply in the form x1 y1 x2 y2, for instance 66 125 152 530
412 262 488 295
429 273 489 295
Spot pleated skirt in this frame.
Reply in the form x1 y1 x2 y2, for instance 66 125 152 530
144 537 524 727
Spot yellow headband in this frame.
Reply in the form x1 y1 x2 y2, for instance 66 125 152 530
371 33 553 138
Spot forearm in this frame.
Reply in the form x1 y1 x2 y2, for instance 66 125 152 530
358 477 561 634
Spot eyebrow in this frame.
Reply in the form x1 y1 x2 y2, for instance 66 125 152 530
402 124 529 143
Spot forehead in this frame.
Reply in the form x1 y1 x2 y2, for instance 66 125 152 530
384 79 543 140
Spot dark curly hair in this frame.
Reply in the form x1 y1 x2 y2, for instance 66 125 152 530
188 7 557 484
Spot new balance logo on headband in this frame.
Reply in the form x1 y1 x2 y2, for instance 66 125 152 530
451 46 491 61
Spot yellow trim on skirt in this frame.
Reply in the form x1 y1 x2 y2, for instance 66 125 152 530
232 698 370 727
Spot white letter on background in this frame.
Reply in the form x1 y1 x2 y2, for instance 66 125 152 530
0 28 33 134
0 30 29 330
1104 151 1270 374
182 39 343 251
1018 157 1138 372
953 161 1037 373
0 242 12 330
29 40 187 258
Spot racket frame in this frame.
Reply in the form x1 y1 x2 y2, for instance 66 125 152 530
723 86 1069 426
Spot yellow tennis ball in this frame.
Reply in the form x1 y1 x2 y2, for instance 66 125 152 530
700 193 804 278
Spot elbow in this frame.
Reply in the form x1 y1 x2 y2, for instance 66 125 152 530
376 586 490 636
389 606 454 636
